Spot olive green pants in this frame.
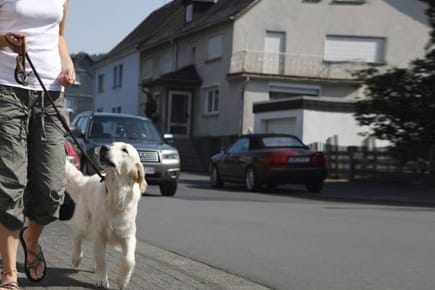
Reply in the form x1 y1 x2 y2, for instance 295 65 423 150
0 84 68 230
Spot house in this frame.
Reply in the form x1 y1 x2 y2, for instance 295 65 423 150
65 53 95 120
94 0 429 171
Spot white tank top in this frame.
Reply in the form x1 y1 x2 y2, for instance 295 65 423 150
0 0 65 91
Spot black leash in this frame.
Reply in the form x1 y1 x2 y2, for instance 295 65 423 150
5 33 105 182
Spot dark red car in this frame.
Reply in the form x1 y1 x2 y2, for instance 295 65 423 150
209 134 327 192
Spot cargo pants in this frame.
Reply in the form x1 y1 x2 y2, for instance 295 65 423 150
0 84 67 231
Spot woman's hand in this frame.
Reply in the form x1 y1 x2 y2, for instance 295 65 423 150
57 62 76 87
3 33 28 54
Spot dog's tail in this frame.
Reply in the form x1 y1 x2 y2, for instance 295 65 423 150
65 160 89 203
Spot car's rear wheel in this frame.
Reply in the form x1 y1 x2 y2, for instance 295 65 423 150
210 165 224 188
305 181 323 193
245 167 260 192
160 181 177 196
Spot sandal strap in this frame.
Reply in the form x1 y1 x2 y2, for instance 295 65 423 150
0 281 19 290
26 247 45 270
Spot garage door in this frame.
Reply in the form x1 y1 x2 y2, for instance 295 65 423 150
266 118 296 135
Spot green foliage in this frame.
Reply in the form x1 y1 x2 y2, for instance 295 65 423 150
354 0 435 165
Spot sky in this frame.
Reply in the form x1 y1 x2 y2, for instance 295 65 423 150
65 1 169 55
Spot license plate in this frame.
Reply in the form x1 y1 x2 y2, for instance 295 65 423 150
288 157 310 163
144 167 155 174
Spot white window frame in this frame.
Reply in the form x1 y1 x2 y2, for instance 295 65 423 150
207 33 223 61
203 86 220 115
324 35 385 63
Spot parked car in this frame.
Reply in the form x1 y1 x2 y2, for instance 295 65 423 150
209 134 327 192
68 112 180 196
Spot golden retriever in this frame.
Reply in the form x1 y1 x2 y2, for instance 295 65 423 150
65 142 146 289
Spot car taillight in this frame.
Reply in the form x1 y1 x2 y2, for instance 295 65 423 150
65 140 81 170
260 153 288 165
311 153 326 165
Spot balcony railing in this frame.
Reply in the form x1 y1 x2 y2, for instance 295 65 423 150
229 50 371 80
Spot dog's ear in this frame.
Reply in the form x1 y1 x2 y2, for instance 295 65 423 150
134 162 147 193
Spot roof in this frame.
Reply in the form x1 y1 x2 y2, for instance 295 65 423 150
141 65 202 87
99 0 258 62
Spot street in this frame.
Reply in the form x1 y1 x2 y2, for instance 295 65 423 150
138 173 435 290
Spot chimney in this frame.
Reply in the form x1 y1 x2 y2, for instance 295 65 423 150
184 0 218 23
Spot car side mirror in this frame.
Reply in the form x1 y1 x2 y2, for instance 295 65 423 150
163 133 174 144
70 127 85 139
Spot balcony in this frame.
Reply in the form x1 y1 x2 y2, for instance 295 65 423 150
229 50 371 80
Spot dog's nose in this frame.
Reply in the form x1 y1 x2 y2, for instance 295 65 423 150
100 145 110 154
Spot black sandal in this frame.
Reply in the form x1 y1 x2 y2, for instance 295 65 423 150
19 227 47 282
0 281 19 290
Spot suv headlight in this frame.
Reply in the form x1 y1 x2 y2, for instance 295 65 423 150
161 150 180 163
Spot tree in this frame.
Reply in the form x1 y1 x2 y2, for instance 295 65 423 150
354 0 435 171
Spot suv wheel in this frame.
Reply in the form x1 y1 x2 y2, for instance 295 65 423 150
160 181 177 196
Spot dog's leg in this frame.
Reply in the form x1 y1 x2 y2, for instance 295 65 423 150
71 235 83 267
117 236 136 290
94 235 109 288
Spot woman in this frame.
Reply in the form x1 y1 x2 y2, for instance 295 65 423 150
0 0 75 289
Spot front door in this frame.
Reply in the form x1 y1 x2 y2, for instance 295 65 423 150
168 91 191 136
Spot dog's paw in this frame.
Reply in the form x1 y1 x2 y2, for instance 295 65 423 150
117 276 130 290
95 279 109 288
71 253 82 267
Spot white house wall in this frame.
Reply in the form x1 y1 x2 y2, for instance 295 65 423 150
94 53 141 115
233 0 429 66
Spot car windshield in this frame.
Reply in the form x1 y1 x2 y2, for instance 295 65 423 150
88 116 163 143
258 136 306 148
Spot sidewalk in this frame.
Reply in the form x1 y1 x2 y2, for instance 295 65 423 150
16 221 270 290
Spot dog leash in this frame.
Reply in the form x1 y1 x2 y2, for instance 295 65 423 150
4 33 105 182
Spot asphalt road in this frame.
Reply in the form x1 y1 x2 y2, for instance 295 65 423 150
137 173 435 290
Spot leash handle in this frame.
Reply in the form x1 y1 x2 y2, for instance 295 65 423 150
4 33 30 85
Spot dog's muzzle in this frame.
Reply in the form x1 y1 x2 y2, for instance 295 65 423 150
99 145 115 168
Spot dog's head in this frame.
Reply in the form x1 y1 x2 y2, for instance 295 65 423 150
99 142 147 192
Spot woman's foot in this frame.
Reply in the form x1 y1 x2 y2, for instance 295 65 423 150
1 269 18 289
19 227 46 282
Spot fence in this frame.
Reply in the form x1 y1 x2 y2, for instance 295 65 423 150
308 143 433 181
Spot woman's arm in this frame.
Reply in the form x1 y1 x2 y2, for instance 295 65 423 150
57 0 75 87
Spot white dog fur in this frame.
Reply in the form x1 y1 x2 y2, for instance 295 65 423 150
65 142 146 289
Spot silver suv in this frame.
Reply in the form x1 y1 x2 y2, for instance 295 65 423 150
69 112 180 196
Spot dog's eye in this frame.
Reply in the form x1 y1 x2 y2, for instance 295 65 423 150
122 148 129 154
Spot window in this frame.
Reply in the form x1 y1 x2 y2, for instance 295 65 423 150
97 73 105 93
228 138 249 154
160 48 173 74
142 58 153 80
185 4 193 22
112 106 122 113
207 34 222 61
118 64 123 88
113 64 123 88
324 36 385 63
204 87 219 115
113 66 118 88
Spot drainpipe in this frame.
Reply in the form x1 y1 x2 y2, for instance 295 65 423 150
239 76 250 135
